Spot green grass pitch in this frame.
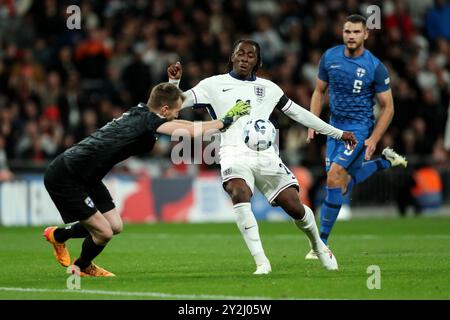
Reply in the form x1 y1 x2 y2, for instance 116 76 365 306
0 217 449 300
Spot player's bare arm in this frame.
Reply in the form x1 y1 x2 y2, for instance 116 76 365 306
169 119 192 125
307 78 329 143
156 119 225 136
156 101 251 137
364 89 394 160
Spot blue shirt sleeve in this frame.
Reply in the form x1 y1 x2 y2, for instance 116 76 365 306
374 62 390 93
318 54 328 82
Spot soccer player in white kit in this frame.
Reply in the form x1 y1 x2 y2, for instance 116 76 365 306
168 40 357 274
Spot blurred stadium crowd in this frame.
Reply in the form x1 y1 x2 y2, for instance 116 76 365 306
0 0 449 180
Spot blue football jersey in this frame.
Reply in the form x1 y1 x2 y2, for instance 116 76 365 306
318 45 390 127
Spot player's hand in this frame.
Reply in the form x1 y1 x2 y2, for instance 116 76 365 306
306 128 317 144
225 100 251 118
364 137 378 160
220 101 251 130
167 61 182 80
341 131 357 150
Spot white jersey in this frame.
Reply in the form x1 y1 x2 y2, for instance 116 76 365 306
184 73 284 151
179 72 343 202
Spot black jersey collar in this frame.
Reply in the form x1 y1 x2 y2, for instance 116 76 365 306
229 70 256 81
139 103 166 118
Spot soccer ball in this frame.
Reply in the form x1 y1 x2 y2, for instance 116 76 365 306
243 119 276 151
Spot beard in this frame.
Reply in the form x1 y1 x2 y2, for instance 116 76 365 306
346 41 363 53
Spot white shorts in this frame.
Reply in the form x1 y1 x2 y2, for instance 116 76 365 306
220 146 299 205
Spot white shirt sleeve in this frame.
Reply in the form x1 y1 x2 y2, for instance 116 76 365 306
180 78 211 109
282 99 343 140
181 90 195 109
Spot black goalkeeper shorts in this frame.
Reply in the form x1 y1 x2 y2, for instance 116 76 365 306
44 154 115 223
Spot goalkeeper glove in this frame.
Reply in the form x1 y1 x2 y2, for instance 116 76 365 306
220 101 251 131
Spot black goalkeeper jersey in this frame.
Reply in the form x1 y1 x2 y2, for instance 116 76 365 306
63 103 167 182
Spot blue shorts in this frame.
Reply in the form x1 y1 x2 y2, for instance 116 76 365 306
325 124 372 176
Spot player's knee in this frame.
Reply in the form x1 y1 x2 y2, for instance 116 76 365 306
94 228 114 244
326 175 340 188
225 184 251 203
111 221 123 235
281 198 305 220
230 190 250 203
102 209 123 235
326 170 346 188
100 230 114 243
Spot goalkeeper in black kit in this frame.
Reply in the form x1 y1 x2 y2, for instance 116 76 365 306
43 82 250 276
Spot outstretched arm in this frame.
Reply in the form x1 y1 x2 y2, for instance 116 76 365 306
156 101 251 137
280 97 357 148
156 119 225 137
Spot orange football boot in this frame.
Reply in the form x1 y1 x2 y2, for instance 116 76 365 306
72 261 116 277
43 226 71 267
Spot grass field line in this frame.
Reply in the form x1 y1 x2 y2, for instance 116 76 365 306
0 286 280 300
124 233 450 240
125 233 379 240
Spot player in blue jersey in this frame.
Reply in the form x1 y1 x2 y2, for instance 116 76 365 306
306 14 407 257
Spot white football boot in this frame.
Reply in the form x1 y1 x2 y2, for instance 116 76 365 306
316 247 338 271
253 262 272 275
305 249 319 260
382 147 408 168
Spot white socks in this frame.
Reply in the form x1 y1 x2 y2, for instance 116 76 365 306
234 203 269 265
294 205 326 252
234 203 324 266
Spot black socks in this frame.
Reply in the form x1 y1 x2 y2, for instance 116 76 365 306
74 235 106 270
54 223 89 243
